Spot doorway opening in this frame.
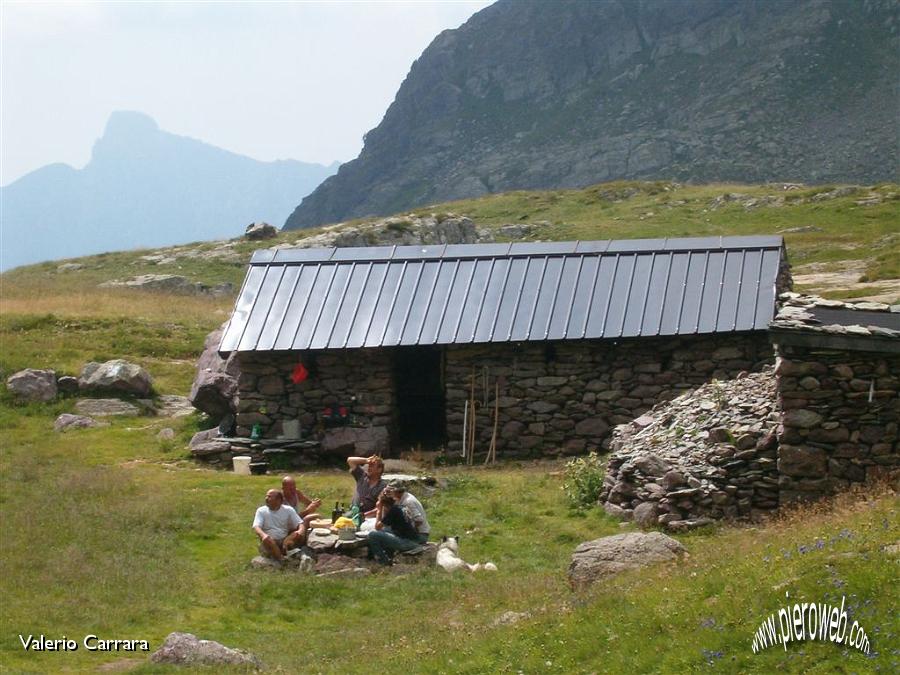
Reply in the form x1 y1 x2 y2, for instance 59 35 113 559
393 347 446 449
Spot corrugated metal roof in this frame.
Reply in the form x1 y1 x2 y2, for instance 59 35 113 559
220 236 784 353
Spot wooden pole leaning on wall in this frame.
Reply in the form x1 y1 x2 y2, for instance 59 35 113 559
485 380 499 466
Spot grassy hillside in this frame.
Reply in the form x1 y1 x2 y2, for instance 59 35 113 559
1 180 898 672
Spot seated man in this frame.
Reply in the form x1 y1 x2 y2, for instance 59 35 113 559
367 491 423 566
387 481 430 541
252 489 302 562
281 475 322 528
346 454 386 518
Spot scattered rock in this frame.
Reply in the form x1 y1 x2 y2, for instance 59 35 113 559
54 413 100 432
79 360 153 396
6 368 57 402
57 262 84 272
245 222 278 240
157 428 176 441
150 632 262 668
494 610 531 626
568 532 686 589
75 398 141 417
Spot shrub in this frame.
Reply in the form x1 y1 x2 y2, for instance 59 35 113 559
563 451 606 509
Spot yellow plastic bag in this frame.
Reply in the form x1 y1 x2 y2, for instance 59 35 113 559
333 516 356 530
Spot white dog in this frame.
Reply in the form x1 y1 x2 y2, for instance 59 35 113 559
436 536 497 573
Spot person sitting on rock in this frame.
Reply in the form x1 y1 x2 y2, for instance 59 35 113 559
281 475 322 528
252 489 302 562
367 490 425 566
386 481 430 541
347 454 386 518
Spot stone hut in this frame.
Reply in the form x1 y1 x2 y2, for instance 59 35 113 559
770 295 900 502
218 236 788 458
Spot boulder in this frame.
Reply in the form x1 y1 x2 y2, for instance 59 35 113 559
157 428 176 441
245 222 278 240
6 369 57 402
79 359 153 396
54 413 100 432
150 632 262 668
56 376 80 394
189 323 240 422
568 532 686 589
75 398 141 417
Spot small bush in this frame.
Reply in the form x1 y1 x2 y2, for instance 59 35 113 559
563 451 606 509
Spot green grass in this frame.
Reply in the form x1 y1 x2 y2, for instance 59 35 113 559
0 399 897 673
1 180 898 672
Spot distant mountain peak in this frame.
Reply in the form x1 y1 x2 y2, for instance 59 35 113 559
102 110 160 137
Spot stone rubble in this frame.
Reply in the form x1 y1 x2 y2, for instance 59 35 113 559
599 369 780 529
771 292 898 339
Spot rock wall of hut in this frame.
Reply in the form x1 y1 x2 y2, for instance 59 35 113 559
775 345 900 503
444 333 772 458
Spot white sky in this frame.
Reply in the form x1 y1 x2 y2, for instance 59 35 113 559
0 0 493 185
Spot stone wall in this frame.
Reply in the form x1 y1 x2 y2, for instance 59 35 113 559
235 349 394 455
444 333 772 458
775 346 900 503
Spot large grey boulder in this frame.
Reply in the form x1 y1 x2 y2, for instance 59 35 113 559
6 369 57 402
78 360 153 396
568 532 686 589
189 323 239 422
150 632 262 668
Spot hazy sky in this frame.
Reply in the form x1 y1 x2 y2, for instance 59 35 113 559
0 0 493 186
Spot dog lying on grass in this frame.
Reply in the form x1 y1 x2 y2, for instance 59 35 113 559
436 536 497 572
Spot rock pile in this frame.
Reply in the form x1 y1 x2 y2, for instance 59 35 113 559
599 369 780 529
150 632 261 668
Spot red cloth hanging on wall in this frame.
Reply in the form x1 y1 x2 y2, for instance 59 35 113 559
291 363 309 384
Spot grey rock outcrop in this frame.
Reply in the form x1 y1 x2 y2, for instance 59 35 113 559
568 532 686 589
286 0 900 230
6 369 57 402
78 359 153 396
99 275 235 297
150 632 262 668
288 213 489 250
245 221 278 240
189 323 239 422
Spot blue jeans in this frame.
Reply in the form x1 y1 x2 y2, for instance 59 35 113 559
367 529 428 564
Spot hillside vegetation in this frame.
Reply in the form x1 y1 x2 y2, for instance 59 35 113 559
1 180 898 672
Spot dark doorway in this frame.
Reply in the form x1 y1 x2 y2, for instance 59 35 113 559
394 347 446 449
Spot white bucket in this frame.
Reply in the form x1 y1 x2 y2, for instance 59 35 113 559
232 455 252 475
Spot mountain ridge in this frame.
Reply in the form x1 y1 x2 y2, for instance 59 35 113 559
285 0 900 230
1 111 338 270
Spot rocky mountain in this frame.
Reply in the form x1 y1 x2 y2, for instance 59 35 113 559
1 111 338 270
285 0 900 230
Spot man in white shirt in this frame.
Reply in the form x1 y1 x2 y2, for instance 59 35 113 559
387 481 430 542
252 489 302 561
